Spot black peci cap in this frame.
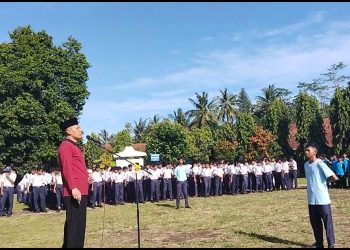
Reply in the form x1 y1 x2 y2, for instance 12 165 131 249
60 117 79 132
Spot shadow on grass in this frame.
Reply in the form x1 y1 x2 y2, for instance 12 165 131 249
154 203 176 208
235 230 309 247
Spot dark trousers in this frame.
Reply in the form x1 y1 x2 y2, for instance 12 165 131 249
150 180 160 201
203 177 211 197
290 170 298 189
56 185 64 209
274 172 282 190
214 177 223 196
114 183 124 204
255 175 263 191
248 173 254 191
241 175 248 193
135 180 144 203
308 204 335 247
92 182 103 206
62 195 87 248
176 181 189 207
0 187 14 215
33 186 47 211
235 175 241 193
282 173 291 190
265 173 273 190
162 179 173 200
230 174 236 194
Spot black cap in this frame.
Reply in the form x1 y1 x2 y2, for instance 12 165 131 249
60 117 78 132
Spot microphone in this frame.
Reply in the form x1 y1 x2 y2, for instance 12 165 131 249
86 135 102 145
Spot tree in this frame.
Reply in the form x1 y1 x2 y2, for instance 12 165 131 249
145 120 189 163
168 108 190 127
247 127 282 161
329 84 350 154
215 88 237 124
113 129 133 153
186 92 217 128
98 129 113 146
83 133 103 169
234 112 256 156
133 118 148 143
236 88 252 113
255 84 291 117
295 92 325 157
187 127 214 163
287 122 299 153
212 140 238 163
0 26 90 174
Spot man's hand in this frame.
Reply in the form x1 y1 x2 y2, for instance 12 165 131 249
72 188 81 201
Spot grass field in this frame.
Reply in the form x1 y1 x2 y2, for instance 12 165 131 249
1 178 349 248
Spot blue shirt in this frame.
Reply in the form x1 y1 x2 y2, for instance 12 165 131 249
304 159 335 205
174 165 187 182
335 161 344 176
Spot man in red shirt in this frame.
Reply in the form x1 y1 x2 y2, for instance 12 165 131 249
58 117 89 248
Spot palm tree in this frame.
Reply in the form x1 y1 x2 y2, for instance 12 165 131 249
98 129 114 145
133 118 148 143
148 114 161 127
215 88 238 124
186 92 217 128
168 108 190 127
256 84 291 114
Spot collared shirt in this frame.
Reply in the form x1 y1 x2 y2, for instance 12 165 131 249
304 159 335 205
55 174 63 185
282 162 290 173
240 164 248 175
254 165 263 175
112 172 126 183
2 172 17 187
228 165 236 175
92 171 103 183
201 168 212 178
274 163 283 173
174 165 187 182
213 167 224 178
31 174 45 187
192 165 200 176
163 168 173 179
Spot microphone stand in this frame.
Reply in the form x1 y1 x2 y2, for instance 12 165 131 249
86 137 150 248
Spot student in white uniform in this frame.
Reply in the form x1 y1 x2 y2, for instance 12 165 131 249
0 166 17 216
54 169 64 212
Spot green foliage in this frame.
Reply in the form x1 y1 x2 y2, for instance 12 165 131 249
145 120 189 163
295 92 325 158
212 140 238 163
329 84 350 154
237 88 252 113
186 92 217 128
186 127 214 163
0 26 90 175
83 133 103 169
215 88 237 124
234 112 256 156
168 108 191 127
113 129 133 153
133 118 148 143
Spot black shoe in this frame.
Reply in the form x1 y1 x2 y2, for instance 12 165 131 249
328 245 335 248
6 213 12 217
185 205 191 208
175 206 179 209
35 210 40 213
310 242 324 248
42 208 48 213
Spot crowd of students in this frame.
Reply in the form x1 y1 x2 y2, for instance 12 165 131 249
0 154 349 216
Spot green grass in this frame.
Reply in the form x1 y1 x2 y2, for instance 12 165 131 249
1 178 349 248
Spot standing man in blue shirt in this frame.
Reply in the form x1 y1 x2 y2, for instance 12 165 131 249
304 142 338 248
174 159 191 209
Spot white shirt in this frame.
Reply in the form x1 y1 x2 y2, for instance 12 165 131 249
43 172 53 185
228 165 236 175
254 165 263 175
201 168 212 178
112 172 126 183
2 172 17 187
163 168 173 179
55 174 63 185
213 167 224 178
240 164 248 175
92 171 103 183
192 165 200 176
282 162 290 173
31 174 45 187
274 163 283 173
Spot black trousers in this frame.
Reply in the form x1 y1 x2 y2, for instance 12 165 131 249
62 195 87 248
308 204 335 247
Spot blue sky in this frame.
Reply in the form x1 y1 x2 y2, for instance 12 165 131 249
1 3 350 137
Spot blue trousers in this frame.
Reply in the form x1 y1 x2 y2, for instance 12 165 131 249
230 174 236 194
308 204 335 247
289 170 298 189
255 175 263 191
135 180 144 203
241 175 248 193
114 183 124 204
56 185 64 209
176 181 189 207
162 179 173 200
203 177 211 197
33 186 47 211
214 177 223 196
0 187 15 215
92 182 103 206
150 180 160 201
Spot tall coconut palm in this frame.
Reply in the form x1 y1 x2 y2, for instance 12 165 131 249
186 92 217 128
168 108 191 127
133 118 148 143
215 88 238 124
256 84 291 114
